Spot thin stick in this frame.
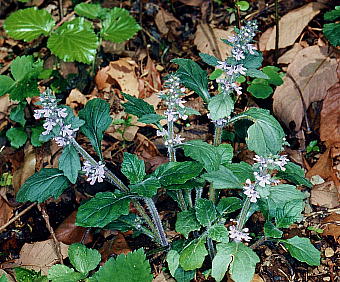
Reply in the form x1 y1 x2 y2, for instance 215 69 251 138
305 207 340 217
0 202 37 233
274 0 279 64
58 0 64 21
38 204 64 264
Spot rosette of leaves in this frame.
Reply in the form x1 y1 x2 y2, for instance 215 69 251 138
4 5 140 64
323 6 340 47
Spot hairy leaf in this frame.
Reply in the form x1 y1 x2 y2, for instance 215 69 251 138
129 177 160 197
208 92 234 120
277 162 312 188
208 224 229 243
123 93 155 118
199 53 218 66
58 144 80 184
223 162 254 183
9 102 26 127
68 243 101 275
175 209 201 238
195 199 216 227
264 222 283 238
217 197 243 215
48 265 84 282
121 152 145 184
6 127 27 148
211 249 232 282
179 238 208 271
202 166 242 189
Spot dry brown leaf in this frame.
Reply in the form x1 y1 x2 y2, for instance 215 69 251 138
139 56 162 99
320 82 340 146
194 24 233 61
95 66 112 91
0 94 12 114
155 8 181 35
310 181 339 208
322 213 340 243
261 2 325 50
65 89 87 110
153 272 176 282
273 46 338 130
176 0 204 6
99 233 130 260
59 62 78 78
258 27 273 52
0 195 13 226
106 58 139 97
16 239 69 275
277 43 304 65
227 274 264 282
306 148 333 180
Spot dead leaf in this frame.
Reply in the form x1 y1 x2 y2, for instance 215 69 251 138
95 66 112 91
106 58 140 97
155 8 181 35
277 43 304 65
59 62 78 78
310 181 339 208
194 24 233 61
260 2 325 50
0 94 12 114
0 194 13 226
320 82 340 146
176 0 204 6
100 233 130 261
228 274 264 282
16 239 68 275
66 89 87 110
55 211 93 245
153 272 176 282
322 213 340 243
273 46 338 130
258 27 273 52
306 148 333 180
139 56 162 99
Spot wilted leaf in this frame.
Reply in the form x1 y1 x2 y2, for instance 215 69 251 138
273 46 338 130
260 3 325 50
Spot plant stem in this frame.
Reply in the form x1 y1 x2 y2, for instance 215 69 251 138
213 125 223 146
206 237 216 260
236 197 251 230
274 0 279 64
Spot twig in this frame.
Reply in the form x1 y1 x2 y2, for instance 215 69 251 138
38 204 64 264
58 0 64 21
0 202 37 233
274 0 279 64
305 207 340 218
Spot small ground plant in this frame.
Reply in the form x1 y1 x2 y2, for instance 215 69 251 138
13 21 320 282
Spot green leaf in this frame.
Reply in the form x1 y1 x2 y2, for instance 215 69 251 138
58 144 80 184
9 102 26 126
217 197 243 215
0 275 7 282
173 268 195 282
164 179 203 190
275 200 304 228
4 8 55 41
129 177 160 197
0 75 14 96
233 108 285 156
48 264 84 282
208 224 229 243
175 209 201 238
195 198 216 227
264 221 283 238
15 267 48 282
167 250 180 276
324 7 340 21
209 69 224 80
267 184 306 206
31 126 44 147
123 93 155 118
217 242 260 282
153 161 203 186
262 66 283 86
223 162 255 183
235 1 250 11
179 238 208 271
323 23 340 46
242 54 263 69
281 236 320 266
68 243 101 275
76 192 130 228
216 144 233 165
211 249 232 282
246 68 269 79
199 53 218 66
121 152 146 184
208 92 234 120
101 8 141 43
6 127 28 148
11 55 36 81
202 166 242 189
75 3 108 19
47 17 98 63
138 113 164 124
89 249 152 282
247 83 273 99
277 162 312 188
171 58 210 103
79 98 112 160
16 168 70 203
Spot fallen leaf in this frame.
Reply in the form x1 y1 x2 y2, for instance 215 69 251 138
0 194 13 226
228 274 264 282
322 213 340 243
106 58 140 97
277 43 304 65
176 0 204 6
306 148 333 180
310 181 339 208
258 27 273 52
194 24 233 60
0 94 12 114
260 2 325 50
100 233 130 261
65 89 87 110
139 56 162 99
155 8 181 35
16 239 69 275
95 66 112 91
153 272 176 282
273 46 338 130
55 211 93 245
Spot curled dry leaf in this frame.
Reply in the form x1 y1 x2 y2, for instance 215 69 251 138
16 239 69 275
194 24 233 61
155 8 181 35
273 46 338 130
106 58 140 97
260 2 325 50
139 56 162 99
66 88 87 110
95 65 112 91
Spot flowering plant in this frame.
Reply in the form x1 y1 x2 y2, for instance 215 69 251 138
15 21 320 282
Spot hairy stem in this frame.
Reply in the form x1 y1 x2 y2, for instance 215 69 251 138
207 237 216 260
236 197 251 230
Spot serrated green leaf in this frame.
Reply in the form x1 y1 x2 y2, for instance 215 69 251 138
58 144 80 184
167 250 180 276
48 264 84 282
216 144 233 165
281 236 320 266
121 152 146 184
209 69 224 80
4 8 55 41
276 162 312 188
211 249 232 282
202 166 242 189
68 243 101 275
0 274 8 282
16 168 70 203
264 221 283 238
89 249 152 282
48 18 98 63
268 184 306 205
179 238 208 271
199 53 218 66
10 102 26 127
138 113 164 124
6 127 27 148
217 197 243 215
208 224 229 243
175 209 201 238
324 7 340 21
275 200 304 228
262 66 283 86
11 56 35 81
246 68 269 79
242 54 263 69
129 177 160 197
123 93 155 118
195 198 216 227
153 161 203 186
208 92 234 120
31 126 44 147
0 76 14 96
323 23 340 46
79 98 112 160
217 242 260 282
75 3 108 19
101 8 141 43
171 58 210 103
15 267 48 282
247 83 273 99
223 162 254 183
